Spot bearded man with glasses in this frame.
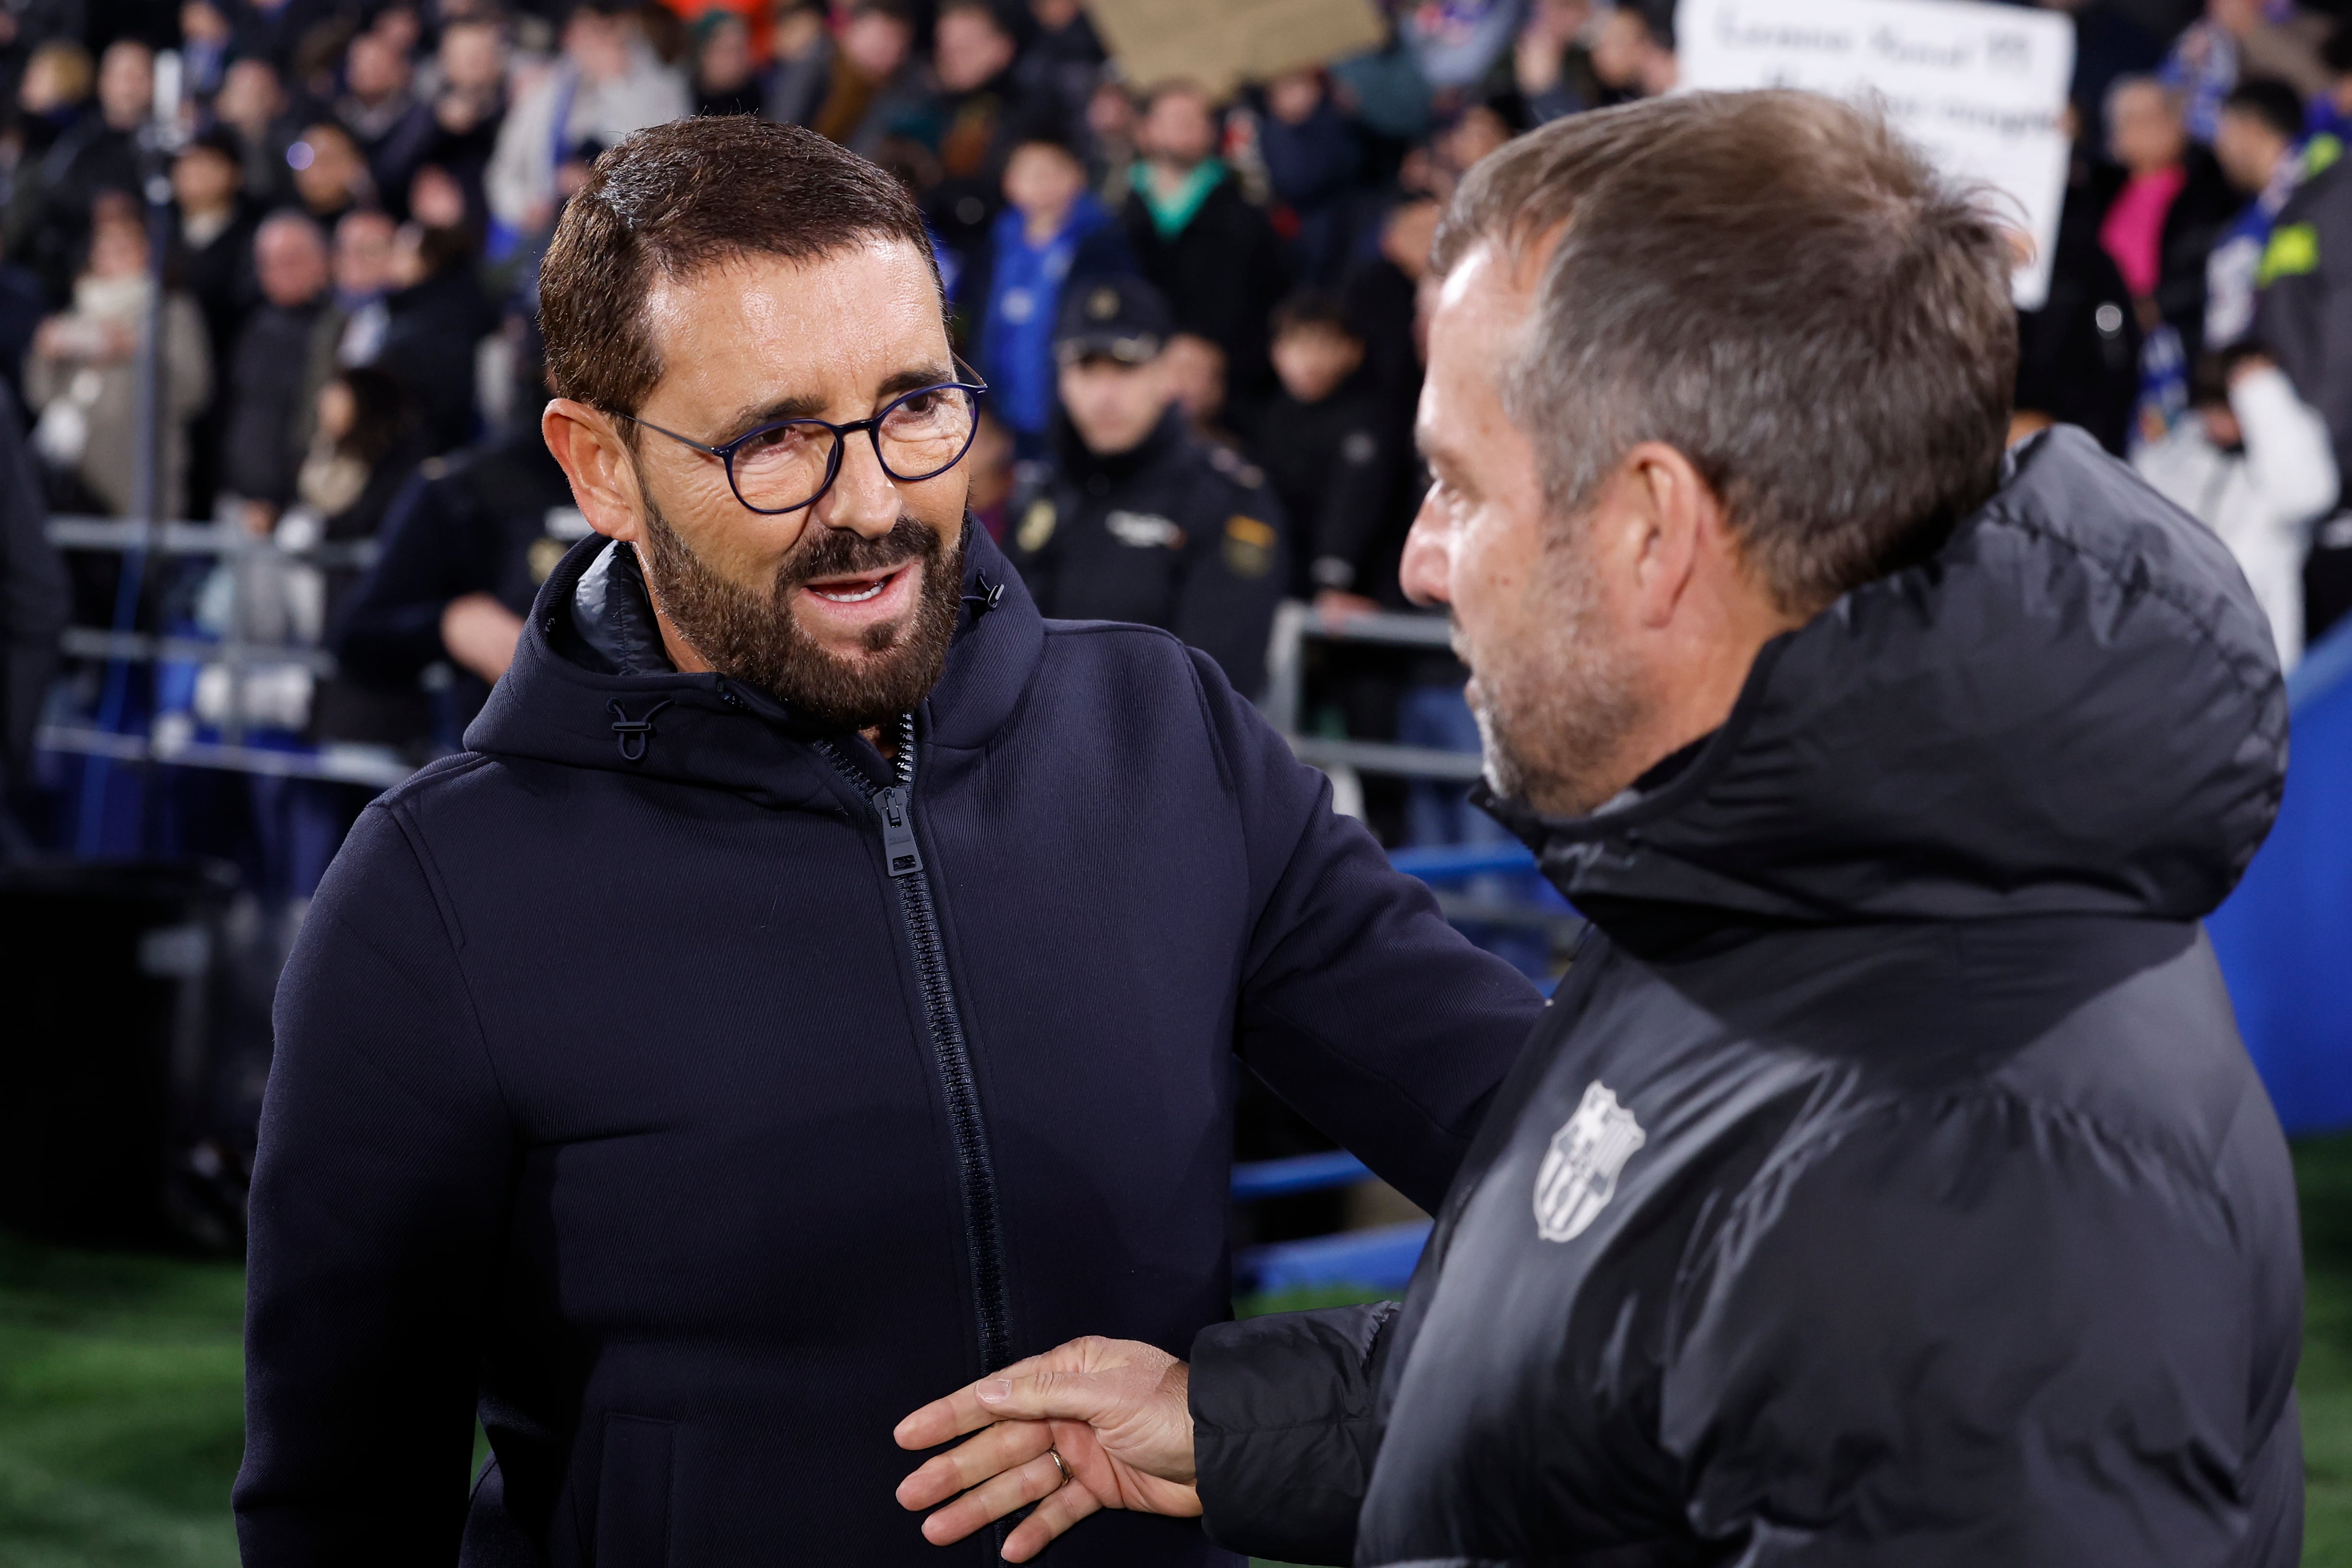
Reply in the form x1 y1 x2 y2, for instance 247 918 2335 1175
233 116 1543 1568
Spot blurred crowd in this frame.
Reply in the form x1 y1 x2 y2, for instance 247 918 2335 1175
7 0 2352 872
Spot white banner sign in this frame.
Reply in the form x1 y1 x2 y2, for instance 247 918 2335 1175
1677 0 2076 308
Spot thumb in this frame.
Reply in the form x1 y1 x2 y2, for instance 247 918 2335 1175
973 1368 1120 1425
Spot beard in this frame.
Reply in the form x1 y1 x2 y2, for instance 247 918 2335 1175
1466 528 1650 819
637 499 966 732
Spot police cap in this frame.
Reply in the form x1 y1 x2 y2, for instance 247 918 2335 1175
1054 276 1174 366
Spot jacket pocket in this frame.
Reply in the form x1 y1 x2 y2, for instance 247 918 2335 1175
594 1413 674 1568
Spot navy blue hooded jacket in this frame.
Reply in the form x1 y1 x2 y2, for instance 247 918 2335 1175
233 523 1542 1567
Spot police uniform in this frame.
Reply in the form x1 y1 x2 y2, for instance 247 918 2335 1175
1007 278 1289 697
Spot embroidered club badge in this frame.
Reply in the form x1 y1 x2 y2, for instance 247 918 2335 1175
1533 1081 1647 1243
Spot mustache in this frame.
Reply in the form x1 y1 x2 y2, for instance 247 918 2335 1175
776 515 942 592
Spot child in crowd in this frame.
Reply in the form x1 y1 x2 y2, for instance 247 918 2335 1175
1256 290 1400 612
971 132 1132 458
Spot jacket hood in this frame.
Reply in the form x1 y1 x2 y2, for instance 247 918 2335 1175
462 520 1045 809
1486 427 2288 932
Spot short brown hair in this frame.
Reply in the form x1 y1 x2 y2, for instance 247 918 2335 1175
538 117 941 419
1433 90 2017 614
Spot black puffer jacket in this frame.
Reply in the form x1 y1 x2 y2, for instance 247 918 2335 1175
1187 427 2302 1568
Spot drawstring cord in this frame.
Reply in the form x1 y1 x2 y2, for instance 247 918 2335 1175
607 697 675 763
960 573 1004 622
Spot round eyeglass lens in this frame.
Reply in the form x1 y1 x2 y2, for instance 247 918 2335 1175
878 386 980 481
731 421 838 513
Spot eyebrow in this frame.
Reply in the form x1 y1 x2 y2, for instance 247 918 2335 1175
716 363 960 439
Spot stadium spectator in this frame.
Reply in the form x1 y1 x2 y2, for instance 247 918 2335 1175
330 206 397 365
1257 290 1395 612
1513 0 1600 124
1401 0 1520 94
2137 347 2336 668
377 15 507 231
1120 80 1285 412
690 11 760 117
229 0 336 76
288 120 375 224
222 211 339 534
916 0 1032 278
1009 0 1104 149
484 0 688 245
21 38 148 292
375 219 496 453
1008 276 1286 697
180 0 234 99
2016 137 2144 457
760 0 830 125
335 27 424 199
25 206 210 518
1257 68 1363 287
2208 77 2317 352
2163 0 2327 143
296 364 435 748
2101 77 2235 369
170 128 258 515
967 132 1132 456
2253 82 2352 485
1588 3 1676 106
213 56 299 207
805 0 923 159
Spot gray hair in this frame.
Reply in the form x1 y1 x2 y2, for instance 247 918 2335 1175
1432 90 2018 614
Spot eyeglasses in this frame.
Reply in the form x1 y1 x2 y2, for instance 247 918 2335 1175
616 376 989 516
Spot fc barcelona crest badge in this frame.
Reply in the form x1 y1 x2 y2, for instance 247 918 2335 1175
1533 1082 1646 1243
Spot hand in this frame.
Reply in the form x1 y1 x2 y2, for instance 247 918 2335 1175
240 498 279 538
894 1336 1200 1563
439 592 525 683
1315 588 1380 626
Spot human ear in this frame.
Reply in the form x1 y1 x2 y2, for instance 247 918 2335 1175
542 398 647 546
1616 441 1714 630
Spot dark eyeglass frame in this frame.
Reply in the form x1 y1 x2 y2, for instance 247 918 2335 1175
614 375 990 516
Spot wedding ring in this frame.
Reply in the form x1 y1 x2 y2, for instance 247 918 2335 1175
1045 1448 1070 1489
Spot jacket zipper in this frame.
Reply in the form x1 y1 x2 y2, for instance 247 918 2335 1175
817 713 1013 1374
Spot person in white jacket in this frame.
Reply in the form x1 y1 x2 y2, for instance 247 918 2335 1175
2136 348 2338 667
484 0 688 247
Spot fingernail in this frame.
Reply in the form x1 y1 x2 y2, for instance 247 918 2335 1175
976 1378 1011 1404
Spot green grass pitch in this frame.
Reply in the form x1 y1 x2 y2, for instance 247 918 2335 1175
10 1135 2352 1565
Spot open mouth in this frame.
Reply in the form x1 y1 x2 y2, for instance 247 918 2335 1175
805 564 908 604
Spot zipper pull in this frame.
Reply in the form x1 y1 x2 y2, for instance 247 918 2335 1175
874 786 923 878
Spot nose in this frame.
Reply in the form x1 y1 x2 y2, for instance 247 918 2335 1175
812 427 902 540
1398 492 1452 607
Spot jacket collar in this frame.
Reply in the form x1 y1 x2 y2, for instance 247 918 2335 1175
464 518 1044 806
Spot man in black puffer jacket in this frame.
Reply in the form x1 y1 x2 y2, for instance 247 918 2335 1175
899 91 2302 1568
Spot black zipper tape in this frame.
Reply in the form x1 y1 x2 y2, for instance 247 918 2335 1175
818 714 1012 1374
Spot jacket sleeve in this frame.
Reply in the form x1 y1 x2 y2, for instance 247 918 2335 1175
1189 1302 1400 1566
1666 1097 2297 1567
1192 647 1545 1211
2231 362 2340 524
234 799 516 1565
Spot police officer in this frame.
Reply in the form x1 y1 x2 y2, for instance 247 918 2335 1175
1008 276 1288 696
